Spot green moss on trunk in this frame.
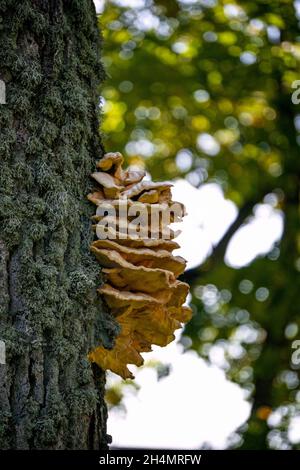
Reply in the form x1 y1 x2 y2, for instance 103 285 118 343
0 0 118 449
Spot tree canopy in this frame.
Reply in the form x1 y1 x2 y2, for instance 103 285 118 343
99 0 300 449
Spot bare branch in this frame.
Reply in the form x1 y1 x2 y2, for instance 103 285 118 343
182 199 260 285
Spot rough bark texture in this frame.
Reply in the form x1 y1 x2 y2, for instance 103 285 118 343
0 0 118 449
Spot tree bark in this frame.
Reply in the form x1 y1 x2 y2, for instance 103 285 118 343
0 0 117 449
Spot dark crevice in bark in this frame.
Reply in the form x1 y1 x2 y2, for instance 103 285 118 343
88 411 96 450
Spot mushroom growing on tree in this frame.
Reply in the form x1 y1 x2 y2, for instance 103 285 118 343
88 153 192 379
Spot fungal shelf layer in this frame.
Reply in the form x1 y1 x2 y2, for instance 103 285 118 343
88 152 192 379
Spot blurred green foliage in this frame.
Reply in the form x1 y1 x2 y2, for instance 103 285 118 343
99 0 300 449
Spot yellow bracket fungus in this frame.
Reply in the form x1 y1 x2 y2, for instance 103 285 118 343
88 152 192 379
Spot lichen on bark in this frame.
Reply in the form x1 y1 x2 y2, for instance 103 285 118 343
0 0 119 449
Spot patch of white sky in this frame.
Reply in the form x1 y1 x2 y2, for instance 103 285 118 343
107 333 250 449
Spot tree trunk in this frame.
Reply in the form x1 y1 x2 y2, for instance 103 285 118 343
0 0 117 449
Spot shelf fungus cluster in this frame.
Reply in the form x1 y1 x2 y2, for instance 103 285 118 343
87 152 192 379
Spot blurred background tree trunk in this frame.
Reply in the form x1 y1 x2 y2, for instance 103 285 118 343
0 0 117 449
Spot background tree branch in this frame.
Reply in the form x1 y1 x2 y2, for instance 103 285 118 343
183 196 267 285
